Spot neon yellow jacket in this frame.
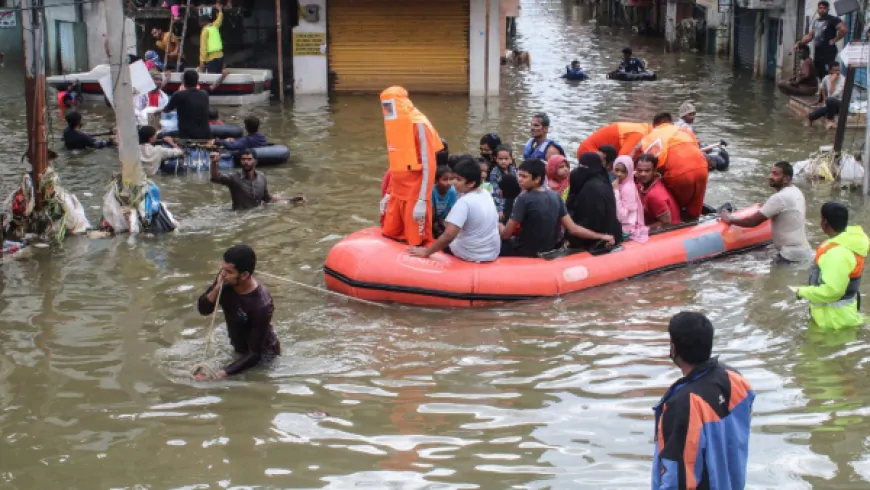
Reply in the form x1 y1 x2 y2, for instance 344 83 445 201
199 10 224 66
798 225 869 330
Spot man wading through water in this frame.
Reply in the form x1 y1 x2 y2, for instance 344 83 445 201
196 245 280 380
210 150 306 211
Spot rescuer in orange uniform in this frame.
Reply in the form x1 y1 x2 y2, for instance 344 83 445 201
577 122 652 159
638 112 708 219
379 86 444 246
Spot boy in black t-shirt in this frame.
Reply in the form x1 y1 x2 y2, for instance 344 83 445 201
498 158 614 258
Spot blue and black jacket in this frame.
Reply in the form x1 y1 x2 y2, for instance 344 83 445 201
652 357 754 489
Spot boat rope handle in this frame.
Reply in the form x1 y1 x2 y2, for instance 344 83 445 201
257 271 389 308
191 277 223 380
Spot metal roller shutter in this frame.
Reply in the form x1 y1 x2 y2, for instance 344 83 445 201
327 0 470 93
734 8 756 71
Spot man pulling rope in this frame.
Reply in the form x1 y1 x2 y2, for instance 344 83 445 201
195 244 281 380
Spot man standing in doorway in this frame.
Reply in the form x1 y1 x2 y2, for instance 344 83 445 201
652 312 755 490
720 161 813 263
199 2 225 74
795 0 847 80
523 113 559 160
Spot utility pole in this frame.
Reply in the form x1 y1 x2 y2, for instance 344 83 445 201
105 0 144 185
20 0 48 210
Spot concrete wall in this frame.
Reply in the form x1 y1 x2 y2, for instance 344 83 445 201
83 0 108 67
292 0 327 96
43 0 79 74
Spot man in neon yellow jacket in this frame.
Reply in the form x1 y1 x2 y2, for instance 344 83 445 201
797 202 868 330
199 3 224 74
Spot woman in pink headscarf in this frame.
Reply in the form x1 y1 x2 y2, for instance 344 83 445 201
612 156 649 243
546 155 570 200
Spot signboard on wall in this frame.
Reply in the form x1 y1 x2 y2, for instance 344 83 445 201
0 10 16 28
293 32 326 56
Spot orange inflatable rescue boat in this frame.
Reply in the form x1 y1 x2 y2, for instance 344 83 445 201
324 205 773 307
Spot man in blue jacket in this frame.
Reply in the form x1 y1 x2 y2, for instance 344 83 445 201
522 112 559 160
214 115 269 150
653 312 754 489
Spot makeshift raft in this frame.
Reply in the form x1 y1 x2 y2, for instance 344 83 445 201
324 204 773 307
159 145 291 174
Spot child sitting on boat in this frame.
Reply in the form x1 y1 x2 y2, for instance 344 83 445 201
432 166 457 238
213 116 268 150
488 144 518 218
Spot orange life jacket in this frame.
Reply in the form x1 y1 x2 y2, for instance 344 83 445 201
814 242 864 278
638 123 698 174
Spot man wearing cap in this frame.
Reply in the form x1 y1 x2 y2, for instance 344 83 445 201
675 101 696 135
199 2 225 74
795 0 847 80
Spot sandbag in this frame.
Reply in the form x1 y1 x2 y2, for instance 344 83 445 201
159 123 244 139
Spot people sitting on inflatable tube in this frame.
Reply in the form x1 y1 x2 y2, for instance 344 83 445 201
139 125 184 176
212 115 269 150
608 47 656 81
63 112 115 151
562 60 589 81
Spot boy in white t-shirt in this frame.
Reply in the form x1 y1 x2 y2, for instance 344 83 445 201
408 155 501 263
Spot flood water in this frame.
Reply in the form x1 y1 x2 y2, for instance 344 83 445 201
3 1 870 488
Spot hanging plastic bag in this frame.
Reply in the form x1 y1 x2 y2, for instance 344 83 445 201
56 188 92 234
161 111 178 132
839 154 865 184
101 185 129 233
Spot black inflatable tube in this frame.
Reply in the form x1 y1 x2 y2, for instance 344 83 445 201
159 123 244 139
707 147 730 172
250 145 290 166
609 70 657 81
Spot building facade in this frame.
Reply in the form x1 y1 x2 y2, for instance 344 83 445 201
295 0 515 96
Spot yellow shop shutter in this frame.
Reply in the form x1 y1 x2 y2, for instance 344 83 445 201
328 0 469 93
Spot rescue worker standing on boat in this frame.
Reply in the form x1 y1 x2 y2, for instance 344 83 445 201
379 86 443 247
797 202 869 330
199 2 224 74
638 112 708 220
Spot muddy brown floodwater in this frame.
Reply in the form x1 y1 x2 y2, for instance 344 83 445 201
3 1 870 488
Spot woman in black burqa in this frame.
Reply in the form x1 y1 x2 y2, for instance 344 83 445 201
565 152 624 250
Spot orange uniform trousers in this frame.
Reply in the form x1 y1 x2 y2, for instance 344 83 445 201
660 143 709 219
382 169 432 246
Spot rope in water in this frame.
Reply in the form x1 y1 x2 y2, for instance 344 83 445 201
190 278 224 379
257 271 389 309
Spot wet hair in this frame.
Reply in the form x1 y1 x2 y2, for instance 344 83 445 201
499 174 521 199
435 165 452 180
446 154 461 170
533 112 550 127
65 111 82 128
138 125 157 144
547 142 566 156
821 201 849 232
622 47 633 55
454 158 483 188
494 144 514 161
208 107 220 121
798 44 810 55
244 115 260 134
636 153 659 168
668 311 714 365
818 0 830 7
436 138 450 167
773 161 793 179
519 158 547 184
224 244 257 275
652 112 672 125
830 63 841 72
239 149 255 160
480 133 502 151
599 145 617 165
182 69 199 88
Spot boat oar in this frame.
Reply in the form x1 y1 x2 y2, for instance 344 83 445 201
257 271 389 308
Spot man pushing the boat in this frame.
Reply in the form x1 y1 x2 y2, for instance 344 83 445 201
379 86 443 247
